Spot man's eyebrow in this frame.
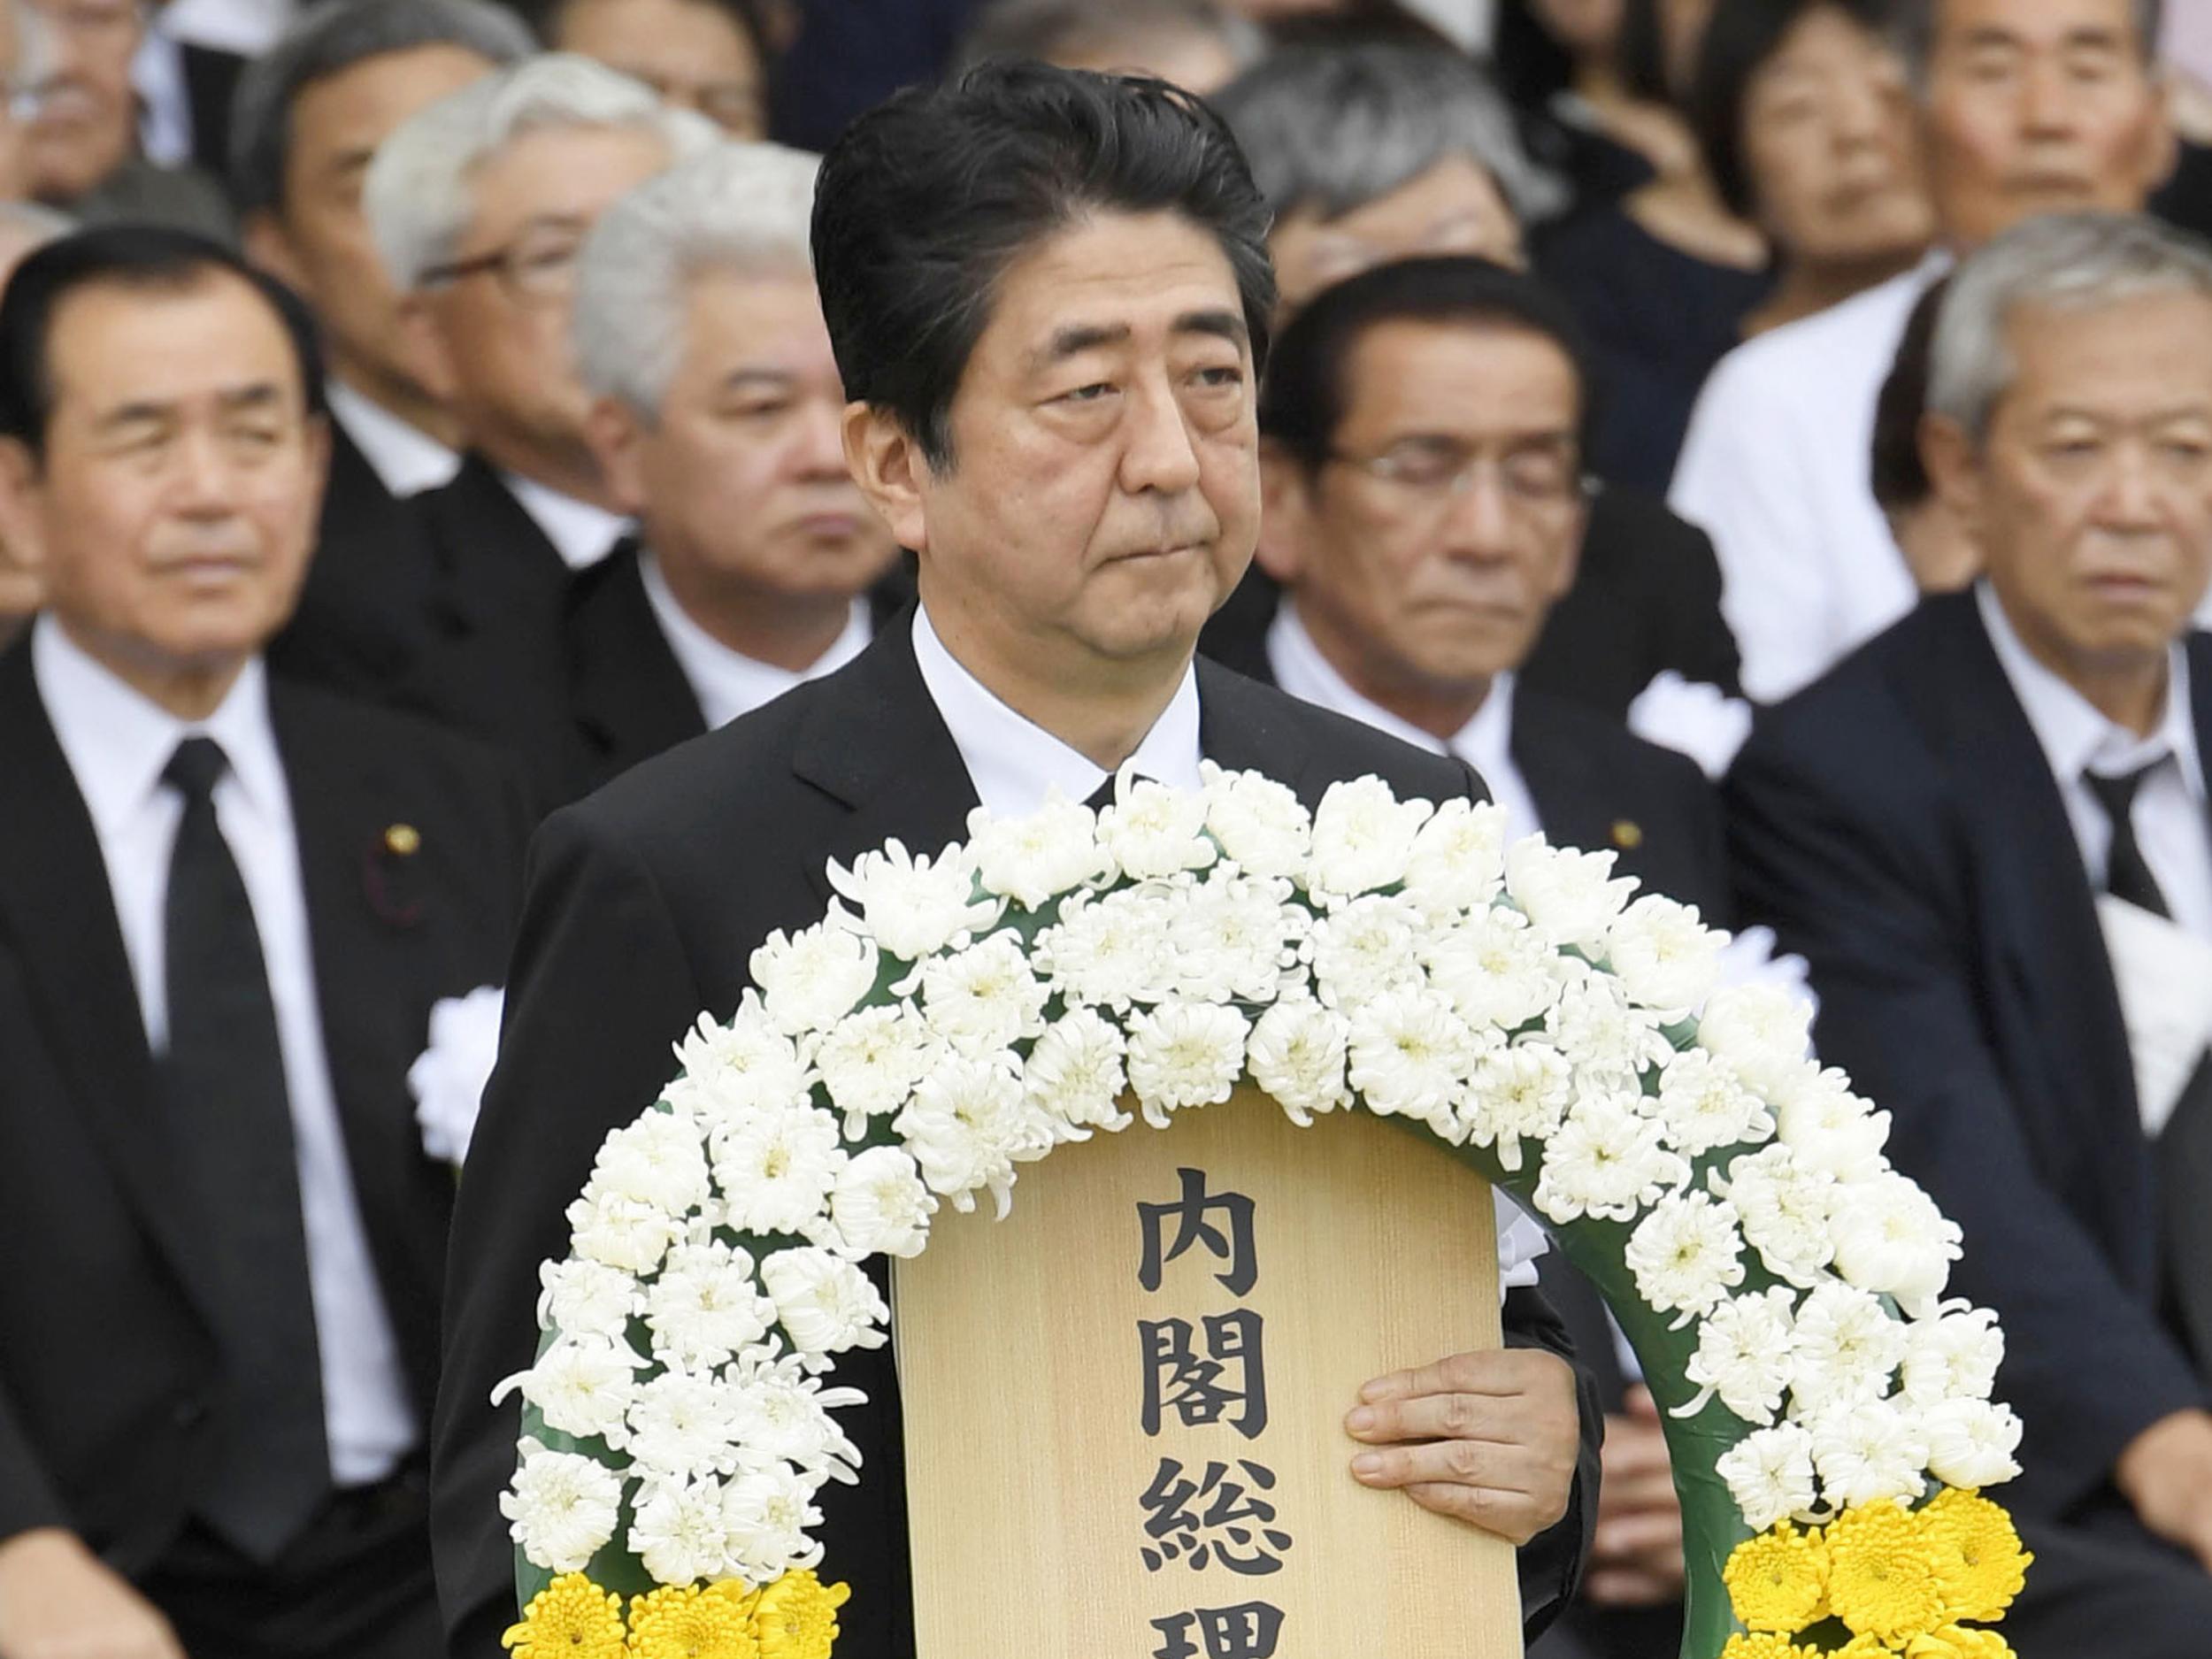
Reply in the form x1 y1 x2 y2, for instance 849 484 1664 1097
1173 309 1248 349
1041 322 1132 365
718 368 798 394
91 382 288 428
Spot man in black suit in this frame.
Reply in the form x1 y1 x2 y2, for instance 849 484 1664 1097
434 63 1600 1659
1729 211 2212 1655
1215 254 1727 1659
0 229 528 1657
231 0 536 700
1199 40 1743 722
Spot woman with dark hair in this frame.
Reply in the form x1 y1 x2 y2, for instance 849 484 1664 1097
1689 0 1933 337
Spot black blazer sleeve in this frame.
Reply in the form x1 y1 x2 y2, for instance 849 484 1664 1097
0 1374 67 1544
1504 1283 1603 1641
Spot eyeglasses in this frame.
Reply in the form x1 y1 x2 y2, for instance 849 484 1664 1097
419 226 586 302
1325 440 1594 516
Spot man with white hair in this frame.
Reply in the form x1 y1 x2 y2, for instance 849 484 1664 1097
1730 211 2212 1654
363 54 714 795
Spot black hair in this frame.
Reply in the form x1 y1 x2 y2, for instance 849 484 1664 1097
1691 0 1889 220
1870 273 1948 515
810 58 1276 472
1489 0 1578 113
1617 0 1671 103
0 227 329 460
1258 255 1599 468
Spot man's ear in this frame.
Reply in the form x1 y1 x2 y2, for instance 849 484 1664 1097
585 396 650 517
843 401 929 553
1919 413 1985 547
1256 442 1316 586
0 435 48 578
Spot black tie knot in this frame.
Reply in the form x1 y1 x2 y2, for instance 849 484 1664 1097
2085 756 2173 918
163 735 229 804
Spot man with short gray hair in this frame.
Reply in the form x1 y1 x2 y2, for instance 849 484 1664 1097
1730 211 2212 1655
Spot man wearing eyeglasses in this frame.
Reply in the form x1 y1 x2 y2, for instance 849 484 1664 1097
362 54 714 800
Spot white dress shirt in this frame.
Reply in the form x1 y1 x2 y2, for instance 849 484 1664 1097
32 619 418 1485
505 473 629 572
159 0 295 54
1977 584 2212 942
131 27 194 169
639 551 872 731
326 380 462 499
1263 603 1551 1291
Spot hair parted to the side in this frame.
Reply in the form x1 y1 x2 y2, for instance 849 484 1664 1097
573 141 821 422
1691 0 1890 221
1929 212 2212 443
0 227 330 461
1257 254 1600 472
1890 0 2163 87
809 58 1276 473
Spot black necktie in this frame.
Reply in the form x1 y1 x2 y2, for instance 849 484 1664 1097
2085 762 2172 918
158 736 331 1561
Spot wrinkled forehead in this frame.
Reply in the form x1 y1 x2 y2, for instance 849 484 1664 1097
978 211 1253 372
460 122 672 247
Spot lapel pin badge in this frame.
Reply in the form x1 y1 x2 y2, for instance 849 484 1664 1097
1610 819 1644 851
384 824 422 857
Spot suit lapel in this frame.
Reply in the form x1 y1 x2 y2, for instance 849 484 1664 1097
1194 657 1315 800
0 646 222 1318
427 456 569 637
569 544 709 778
1509 695 1607 853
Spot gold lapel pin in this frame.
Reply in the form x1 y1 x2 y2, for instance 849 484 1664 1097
1610 819 1644 851
384 823 422 857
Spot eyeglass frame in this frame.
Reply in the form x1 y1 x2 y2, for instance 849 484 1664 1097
418 219 591 302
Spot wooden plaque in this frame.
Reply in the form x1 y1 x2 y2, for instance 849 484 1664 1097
894 1085 1522 1658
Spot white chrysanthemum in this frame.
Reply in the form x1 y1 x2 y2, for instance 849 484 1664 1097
1125 1002 1251 1127
760 1247 890 1366
1167 870 1301 1003
813 1002 935 1140
1422 906 1558 1033
498 1333 643 1448
1717 1143 1838 1288
645 1240 777 1368
710 1102 846 1238
410 984 503 1165
1400 797 1508 916
1305 776 1432 902
1346 985 1479 1133
1827 1170 1962 1318
1697 983 1816 1099
537 1256 642 1342
1806 1398 1929 1509
894 1051 1041 1216
918 931 1049 1056
1201 762 1311 879
1683 1286 1798 1425
725 1351 867 1481
1624 1192 1747 1324
1464 1041 1574 1171
1716 1423 1818 1531
670 998 814 1125
1770 1064 1891 1182
1606 895 1725 1012
1504 837 1636 949
826 837 1002 961
565 1187 684 1275
1246 998 1352 1125
1033 885 1179 1010
1545 965 1676 1088
588 1107 712 1217
749 919 881 1036
630 1473 737 1586
1307 892 1426 1010
626 1364 744 1479
1788 1281 1909 1416
1099 771 1217 880
1899 1305 2005 1408
1921 1397 2024 1489
829 1144 937 1258
1532 1090 1692 1223
723 1462 826 1581
1024 1006 1133 1133
964 795 1113 909
1654 1050 1774 1156
503 1438 624 1573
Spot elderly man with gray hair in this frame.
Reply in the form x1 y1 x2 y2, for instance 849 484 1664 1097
1729 211 2212 1655
362 55 714 797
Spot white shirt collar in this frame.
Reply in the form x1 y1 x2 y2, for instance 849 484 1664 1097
1977 580 2206 802
502 472 629 572
638 550 872 731
32 616 288 833
910 602 1203 817
130 26 192 169
326 380 462 499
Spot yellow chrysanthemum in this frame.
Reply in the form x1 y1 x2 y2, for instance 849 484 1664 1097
503 1574 627 1659
750 1571 851 1659
1724 1522 1830 1633
628 1580 762 1659
1720 1634 1821 1659
1922 1489 2032 1623
1902 1624 2018 1658
1825 1502 1947 1644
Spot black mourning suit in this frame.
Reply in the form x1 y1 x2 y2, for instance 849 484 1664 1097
0 644 529 1646
433 616 1603 1657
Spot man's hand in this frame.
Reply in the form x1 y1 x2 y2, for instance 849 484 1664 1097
0 1529 185 1659
1345 1348 1581 1546
2117 1409 2212 1573
1586 1386 1686 1607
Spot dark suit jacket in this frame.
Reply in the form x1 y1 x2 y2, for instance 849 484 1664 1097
1202 485 1740 721
1725 590 2212 1521
0 644 532 1574
433 618 1601 1657
180 42 246 177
